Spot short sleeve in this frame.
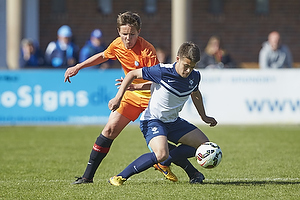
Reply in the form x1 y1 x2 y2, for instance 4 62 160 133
193 70 201 92
103 39 118 60
142 64 162 83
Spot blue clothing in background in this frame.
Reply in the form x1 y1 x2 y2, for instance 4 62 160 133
45 41 79 68
79 40 107 69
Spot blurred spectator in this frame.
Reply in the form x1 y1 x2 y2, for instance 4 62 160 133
19 38 44 68
156 46 171 64
45 25 79 68
197 36 236 69
259 31 293 69
79 29 109 69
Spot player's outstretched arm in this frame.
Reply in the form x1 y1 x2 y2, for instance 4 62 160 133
108 68 143 111
64 52 108 83
191 90 217 127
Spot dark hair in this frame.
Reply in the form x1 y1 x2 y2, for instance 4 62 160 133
117 11 142 31
177 42 200 63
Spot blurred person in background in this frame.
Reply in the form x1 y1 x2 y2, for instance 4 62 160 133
259 31 293 69
197 35 236 69
79 29 110 69
19 38 44 68
45 25 79 68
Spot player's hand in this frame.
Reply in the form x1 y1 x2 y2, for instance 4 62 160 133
202 116 217 127
64 66 79 83
115 77 124 88
108 97 121 112
115 77 135 91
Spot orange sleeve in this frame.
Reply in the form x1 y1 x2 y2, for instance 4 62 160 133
103 38 120 60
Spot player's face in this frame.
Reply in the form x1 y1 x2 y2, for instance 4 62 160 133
118 25 140 49
175 56 196 78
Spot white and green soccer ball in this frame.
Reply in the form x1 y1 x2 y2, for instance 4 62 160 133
196 142 222 169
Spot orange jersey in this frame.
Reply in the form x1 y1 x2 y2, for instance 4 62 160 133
104 37 159 97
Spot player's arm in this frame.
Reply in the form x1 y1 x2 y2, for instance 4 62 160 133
108 69 143 111
191 90 217 127
131 82 152 90
64 52 109 83
115 77 152 90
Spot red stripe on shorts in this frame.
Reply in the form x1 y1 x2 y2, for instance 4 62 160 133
93 144 110 153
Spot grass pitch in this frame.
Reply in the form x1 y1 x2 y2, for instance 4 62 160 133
0 125 299 199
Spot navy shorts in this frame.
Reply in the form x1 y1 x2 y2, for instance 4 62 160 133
140 117 197 145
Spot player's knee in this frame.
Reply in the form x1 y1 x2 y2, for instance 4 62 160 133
102 126 120 139
155 151 169 163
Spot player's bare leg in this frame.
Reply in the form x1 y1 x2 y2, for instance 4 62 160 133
178 128 209 149
101 111 132 139
72 111 131 184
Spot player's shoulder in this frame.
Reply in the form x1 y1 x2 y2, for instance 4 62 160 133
109 37 122 47
137 36 153 46
105 37 123 55
155 63 176 76
159 63 174 69
137 37 156 51
192 69 201 81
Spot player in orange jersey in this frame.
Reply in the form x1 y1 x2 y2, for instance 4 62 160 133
65 11 201 184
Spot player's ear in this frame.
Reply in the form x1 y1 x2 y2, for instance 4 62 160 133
175 56 180 62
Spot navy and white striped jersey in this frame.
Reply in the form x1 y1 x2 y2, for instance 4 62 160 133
140 63 201 123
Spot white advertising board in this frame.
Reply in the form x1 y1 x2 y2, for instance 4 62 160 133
180 69 300 125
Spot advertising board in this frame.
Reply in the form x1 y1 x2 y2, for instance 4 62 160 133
1 69 299 125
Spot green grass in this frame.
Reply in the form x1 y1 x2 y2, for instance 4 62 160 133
0 125 299 199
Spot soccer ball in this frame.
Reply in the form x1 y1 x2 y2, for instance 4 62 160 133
196 142 222 169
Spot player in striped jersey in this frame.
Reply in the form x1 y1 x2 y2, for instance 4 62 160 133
108 42 217 185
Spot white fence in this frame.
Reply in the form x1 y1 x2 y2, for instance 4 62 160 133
180 69 300 125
